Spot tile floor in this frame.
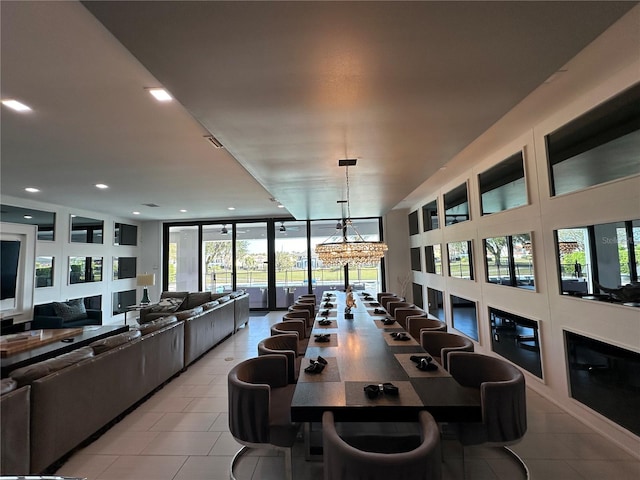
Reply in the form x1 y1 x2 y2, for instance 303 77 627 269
56 312 640 480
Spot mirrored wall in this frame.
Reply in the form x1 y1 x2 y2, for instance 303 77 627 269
0 204 56 241
70 215 103 244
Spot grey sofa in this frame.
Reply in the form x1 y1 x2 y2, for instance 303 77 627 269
32 299 102 329
1 378 30 475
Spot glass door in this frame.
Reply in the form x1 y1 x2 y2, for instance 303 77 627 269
275 220 309 308
236 222 269 309
202 224 233 293
310 220 345 298
167 225 199 292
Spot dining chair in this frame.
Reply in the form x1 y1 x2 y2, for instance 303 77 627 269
271 320 309 354
388 301 414 318
284 309 313 334
322 410 442 480
297 293 316 305
419 331 474 370
380 294 402 311
376 292 397 304
406 316 447 341
228 355 299 480
290 301 315 319
258 334 301 384
394 307 425 330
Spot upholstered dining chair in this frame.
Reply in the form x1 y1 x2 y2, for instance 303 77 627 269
380 294 402 312
376 292 397 304
290 301 315 320
271 320 309 354
284 309 312 334
406 316 447 341
322 410 442 480
394 307 426 330
388 301 414 319
447 352 527 447
420 331 474 370
258 334 301 384
228 355 299 480
297 293 316 305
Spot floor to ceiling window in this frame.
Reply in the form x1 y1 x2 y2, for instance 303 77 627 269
344 218 384 294
275 220 309 308
167 225 199 292
202 224 233 293
235 222 269 309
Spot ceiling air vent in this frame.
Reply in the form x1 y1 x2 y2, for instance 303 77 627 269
142 203 160 208
205 135 224 149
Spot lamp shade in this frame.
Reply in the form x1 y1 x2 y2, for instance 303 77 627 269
136 273 155 287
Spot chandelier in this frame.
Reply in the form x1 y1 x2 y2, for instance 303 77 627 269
315 160 388 267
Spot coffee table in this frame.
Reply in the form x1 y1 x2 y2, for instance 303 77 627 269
1 325 128 377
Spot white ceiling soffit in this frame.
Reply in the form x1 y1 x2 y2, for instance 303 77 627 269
1 1 635 221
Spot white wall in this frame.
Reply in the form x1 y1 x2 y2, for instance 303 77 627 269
0 194 143 326
383 209 412 300
399 7 640 457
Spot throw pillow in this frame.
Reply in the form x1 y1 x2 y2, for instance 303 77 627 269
52 298 87 322
148 297 184 313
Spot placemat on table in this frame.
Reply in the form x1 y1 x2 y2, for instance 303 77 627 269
383 332 419 346
311 333 339 347
394 353 451 378
298 356 341 382
345 381 423 406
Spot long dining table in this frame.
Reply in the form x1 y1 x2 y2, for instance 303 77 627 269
290 291 481 425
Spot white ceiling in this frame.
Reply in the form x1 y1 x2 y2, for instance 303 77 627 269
1 1 635 222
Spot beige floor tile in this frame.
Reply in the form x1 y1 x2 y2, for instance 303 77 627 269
183 395 229 412
141 430 222 455
526 411 593 434
55 453 119 480
209 412 230 432
566 459 640 480
149 412 220 432
95 454 187 480
510 433 580 460
80 431 160 455
556 432 638 461
173 454 258 480
209 431 244 456
523 459 584 480
109 411 164 432
135 395 195 413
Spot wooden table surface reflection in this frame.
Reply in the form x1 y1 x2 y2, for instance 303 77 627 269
290 292 481 423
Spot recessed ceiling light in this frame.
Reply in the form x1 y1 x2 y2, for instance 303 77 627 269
95 183 109 189
132 211 141 215
180 209 187 213
147 88 172 102
23 215 33 219
2 99 32 112
277 204 284 208
25 187 40 193
228 207 235 211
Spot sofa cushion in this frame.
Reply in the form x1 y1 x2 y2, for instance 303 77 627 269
184 292 212 310
52 298 86 322
90 329 142 355
215 295 231 304
1 378 17 395
10 346 94 387
147 296 185 314
202 300 219 311
175 306 204 321
161 291 189 300
136 315 178 335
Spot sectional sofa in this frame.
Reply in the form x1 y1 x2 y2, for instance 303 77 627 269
0 290 250 475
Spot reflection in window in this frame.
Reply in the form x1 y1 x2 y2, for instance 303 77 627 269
114 223 138 246
408 210 419 235
490 307 542 378
425 244 442 275
422 199 439 231
410 247 421 272
427 287 444 320
565 331 640 436
35 256 54 287
484 234 534 289
69 256 102 284
412 283 423 309
113 289 136 315
168 225 199 292
345 218 383 294
113 257 137 280
0 204 55 241
556 219 639 305
275 220 309 308
310 221 346 297
447 241 474 280
479 152 527 215
444 183 469 225
547 83 640 196
70 215 103 244
202 224 234 294
450 295 478 341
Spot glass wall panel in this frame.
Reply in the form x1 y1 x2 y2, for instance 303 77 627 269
202 224 233 293
450 295 478 341
310 220 345 298
168 225 199 292
236 222 269 309
0 204 56 241
447 241 474 280
444 183 469 225
345 218 384 294
275 220 309 308
490 307 542 378
547 84 640 196
35 256 54 287
479 152 527 215
422 199 439 231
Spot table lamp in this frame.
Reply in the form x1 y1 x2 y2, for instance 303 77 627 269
136 273 155 305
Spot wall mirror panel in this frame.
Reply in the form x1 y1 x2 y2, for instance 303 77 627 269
450 294 478 341
425 244 442 274
0 204 55 241
410 247 422 271
555 218 638 305
422 199 439 231
484 233 534 289
113 289 136 315
408 210 420 235
114 222 138 246
35 256 54 287
426 287 444 320
490 307 542 378
69 256 103 284
447 240 474 280
412 283 423 309
70 215 103 244
479 151 527 215
547 83 640 196
444 183 469 225
113 257 137 280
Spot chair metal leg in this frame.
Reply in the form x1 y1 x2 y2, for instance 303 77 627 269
230 445 293 480
230 446 249 480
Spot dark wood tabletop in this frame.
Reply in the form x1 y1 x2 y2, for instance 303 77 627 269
291 292 481 423
1 324 129 378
